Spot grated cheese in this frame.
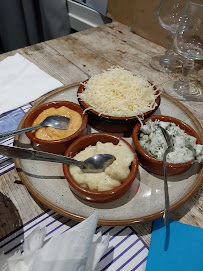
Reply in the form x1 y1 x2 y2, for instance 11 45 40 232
78 67 161 117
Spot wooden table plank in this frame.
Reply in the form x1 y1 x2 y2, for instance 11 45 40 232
0 43 88 86
102 22 166 56
46 35 112 77
61 23 175 83
0 170 42 237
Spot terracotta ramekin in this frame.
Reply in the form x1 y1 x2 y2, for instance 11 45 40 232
24 101 88 154
63 132 139 203
77 79 161 135
132 115 202 176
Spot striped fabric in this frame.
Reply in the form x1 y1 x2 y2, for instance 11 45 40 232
0 210 148 270
0 104 32 175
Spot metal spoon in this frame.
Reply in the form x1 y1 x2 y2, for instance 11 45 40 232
0 145 115 173
160 126 174 226
0 115 70 140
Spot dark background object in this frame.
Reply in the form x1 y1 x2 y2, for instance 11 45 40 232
0 0 71 52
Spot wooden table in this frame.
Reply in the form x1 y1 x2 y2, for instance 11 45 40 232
0 22 202 246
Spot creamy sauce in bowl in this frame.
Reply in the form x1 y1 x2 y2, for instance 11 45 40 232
139 119 203 163
69 141 134 191
32 106 82 140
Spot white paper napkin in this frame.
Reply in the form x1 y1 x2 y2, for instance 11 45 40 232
0 53 63 115
1 212 109 271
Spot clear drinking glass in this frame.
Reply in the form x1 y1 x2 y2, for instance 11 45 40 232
150 0 188 73
164 0 203 101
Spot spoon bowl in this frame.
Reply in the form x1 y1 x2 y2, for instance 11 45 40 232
0 115 70 140
40 115 70 130
82 154 116 173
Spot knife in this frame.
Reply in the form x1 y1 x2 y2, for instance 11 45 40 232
0 144 83 168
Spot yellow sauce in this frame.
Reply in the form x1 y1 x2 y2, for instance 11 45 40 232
32 106 82 140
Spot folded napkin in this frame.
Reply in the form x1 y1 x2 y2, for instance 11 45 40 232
0 53 63 115
0 212 109 271
145 217 203 271
0 210 149 271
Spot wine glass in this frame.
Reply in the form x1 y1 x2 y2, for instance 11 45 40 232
150 0 188 73
164 0 203 101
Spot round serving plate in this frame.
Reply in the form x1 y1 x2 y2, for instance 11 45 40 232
14 82 203 225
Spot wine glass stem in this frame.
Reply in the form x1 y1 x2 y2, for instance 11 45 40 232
179 59 194 94
160 33 175 67
166 33 175 58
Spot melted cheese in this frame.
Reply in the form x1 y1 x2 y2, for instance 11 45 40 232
78 67 160 117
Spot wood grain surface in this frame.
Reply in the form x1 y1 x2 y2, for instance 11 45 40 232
0 22 202 246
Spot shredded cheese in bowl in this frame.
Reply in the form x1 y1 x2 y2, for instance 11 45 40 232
78 67 161 117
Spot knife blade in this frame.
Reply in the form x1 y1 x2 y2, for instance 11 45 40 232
0 144 81 167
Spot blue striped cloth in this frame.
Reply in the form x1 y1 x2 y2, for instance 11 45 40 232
0 104 32 175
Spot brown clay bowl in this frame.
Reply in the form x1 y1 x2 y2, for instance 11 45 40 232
63 132 139 203
132 115 202 176
24 101 88 154
77 80 161 135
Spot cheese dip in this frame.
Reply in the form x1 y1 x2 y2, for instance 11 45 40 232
32 106 82 140
69 141 134 191
139 119 203 163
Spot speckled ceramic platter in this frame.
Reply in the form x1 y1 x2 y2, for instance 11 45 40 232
14 82 203 225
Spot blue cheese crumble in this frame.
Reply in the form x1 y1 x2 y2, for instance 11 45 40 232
139 119 203 163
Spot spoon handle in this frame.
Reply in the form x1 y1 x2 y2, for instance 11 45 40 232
0 145 85 169
0 124 41 139
163 148 170 226
160 126 173 226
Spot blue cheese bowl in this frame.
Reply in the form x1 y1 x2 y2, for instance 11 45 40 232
132 115 202 176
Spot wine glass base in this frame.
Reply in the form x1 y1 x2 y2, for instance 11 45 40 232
163 80 203 101
150 55 182 73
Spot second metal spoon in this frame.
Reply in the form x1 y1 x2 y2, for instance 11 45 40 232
0 115 70 140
